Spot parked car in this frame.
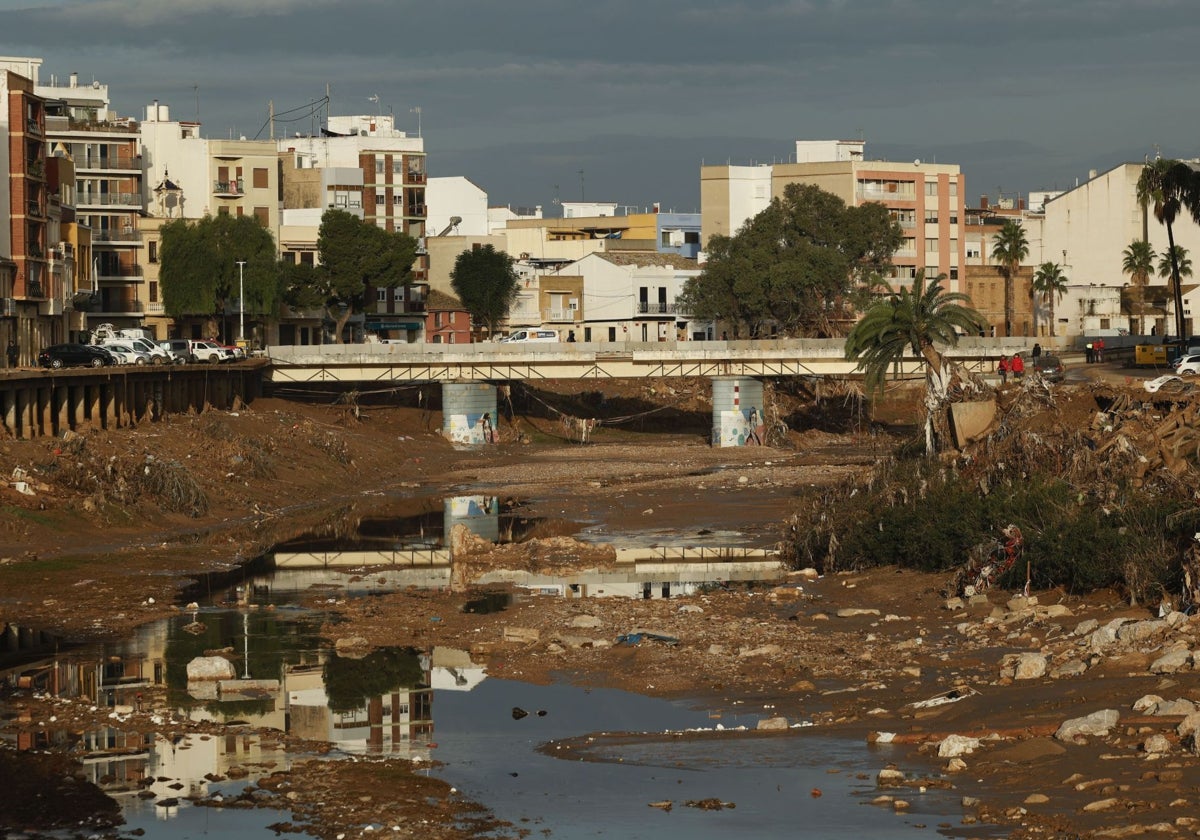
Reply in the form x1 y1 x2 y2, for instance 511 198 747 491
159 339 194 364
219 342 247 361
37 343 117 369
1031 354 1065 382
498 329 559 343
1172 353 1200 376
103 343 152 365
189 340 230 363
99 337 171 364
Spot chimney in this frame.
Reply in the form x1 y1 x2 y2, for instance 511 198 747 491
1018 198 1025 210
69 72 78 88
980 194 988 209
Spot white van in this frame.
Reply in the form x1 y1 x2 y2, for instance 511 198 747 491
499 329 559 343
100 336 171 364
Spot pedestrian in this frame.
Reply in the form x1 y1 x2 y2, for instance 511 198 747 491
721 331 728 341
1094 337 1104 362
1085 342 1094 364
997 355 1009 385
567 330 576 342
480 412 495 444
5 339 16 369
1032 343 1041 358
1011 353 1025 380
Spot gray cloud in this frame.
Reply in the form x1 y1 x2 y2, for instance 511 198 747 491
2 0 1198 211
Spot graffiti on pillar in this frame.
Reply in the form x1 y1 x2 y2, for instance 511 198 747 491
712 408 765 447
446 412 498 445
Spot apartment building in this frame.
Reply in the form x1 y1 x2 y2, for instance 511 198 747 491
1042 162 1200 338
278 115 428 341
701 140 965 293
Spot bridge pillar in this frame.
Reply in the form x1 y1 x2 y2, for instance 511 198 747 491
442 382 498 445
711 376 765 447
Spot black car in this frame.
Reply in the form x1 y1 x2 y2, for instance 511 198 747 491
37 343 117 369
1031 354 1065 383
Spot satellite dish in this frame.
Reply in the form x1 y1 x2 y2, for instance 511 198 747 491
913 159 921 166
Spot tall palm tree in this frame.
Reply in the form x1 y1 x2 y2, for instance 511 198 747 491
1122 240 1156 335
1137 159 1200 340
991 220 1029 337
845 270 986 455
1031 262 1069 338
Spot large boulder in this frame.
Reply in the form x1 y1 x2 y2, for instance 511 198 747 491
1055 709 1119 742
937 734 982 758
1150 649 1192 674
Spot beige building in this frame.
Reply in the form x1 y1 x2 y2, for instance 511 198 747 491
701 140 965 293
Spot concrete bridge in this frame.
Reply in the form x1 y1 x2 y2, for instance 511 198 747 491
265 337 1034 447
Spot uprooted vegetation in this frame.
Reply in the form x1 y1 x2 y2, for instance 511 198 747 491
782 381 1200 603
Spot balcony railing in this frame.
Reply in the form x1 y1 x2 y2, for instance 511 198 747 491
96 263 144 279
636 302 683 315
79 154 142 170
406 204 426 217
147 301 165 314
406 171 426 184
96 299 145 315
92 229 142 243
214 179 245 196
79 192 142 207
543 309 579 323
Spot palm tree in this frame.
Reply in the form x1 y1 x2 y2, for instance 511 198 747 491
1122 240 1156 335
1137 159 1200 340
1031 262 1069 338
991 220 1029 337
845 270 986 455
1157 245 1192 284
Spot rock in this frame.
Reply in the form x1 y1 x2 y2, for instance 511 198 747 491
570 615 602 628
945 757 967 772
1153 698 1196 716
967 593 990 607
1012 653 1048 680
503 627 540 644
677 604 703 613
1006 595 1038 611
1143 734 1172 754
707 644 726 655
937 734 981 758
512 707 529 720
1074 618 1099 636
1055 709 1119 742
1176 711 1200 743
1024 793 1050 804
876 767 905 787
836 608 880 618
186 656 236 681
1089 618 1133 652
738 644 782 658
756 716 788 731
1150 649 1191 674
1117 619 1168 643
1083 798 1119 812
792 568 819 580
1040 604 1073 618
1050 659 1087 679
943 597 965 611
1132 694 1165 713
768 586 805 602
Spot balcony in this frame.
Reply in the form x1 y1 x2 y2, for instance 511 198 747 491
92 229 142 244
26 159 45 180
28 201 46 218
147 302 165 314
636 302 683 316
406 170 426 184
405 204 426 217
96 263 144 280
79 191 142 208
543 309 580 323
78 154 142 172
95 299 145 316
214 179 245 197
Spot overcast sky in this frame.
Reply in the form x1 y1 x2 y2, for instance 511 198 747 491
3 0 1199 215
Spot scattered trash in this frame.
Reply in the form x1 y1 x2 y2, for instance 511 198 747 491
616 631 680 647
909 686 980 709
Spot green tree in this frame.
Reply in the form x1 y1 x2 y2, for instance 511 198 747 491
316 209 417 342
159 214 279 339
450 245 521 338
990 220 1029 337
678 184 902 337
1031 262 1069 338
1137 159 1200 340
1157 245 1193 282
1122 240 1156 335
845 270 986 455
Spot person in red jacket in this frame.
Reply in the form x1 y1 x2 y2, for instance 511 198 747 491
1011 353 1025 380
997 355 1010 385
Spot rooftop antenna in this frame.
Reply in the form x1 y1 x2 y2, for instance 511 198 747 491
368 94 380 116
410 106 421 137
578 169 585 201
193 84 199 124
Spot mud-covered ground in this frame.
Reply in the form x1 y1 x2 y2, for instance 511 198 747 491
3 372 1200 838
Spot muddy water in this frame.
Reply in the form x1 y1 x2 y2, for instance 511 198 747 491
2 492 971 837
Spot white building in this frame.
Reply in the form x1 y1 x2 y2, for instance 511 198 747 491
566 251 705 342
426 176 488 237
1042 161 1200 337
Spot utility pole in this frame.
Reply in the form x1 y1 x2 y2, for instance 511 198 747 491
236 261 246 343
268 100 274 141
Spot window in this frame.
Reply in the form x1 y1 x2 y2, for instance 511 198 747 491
300 252 314 266
393 193 403 205
149 281 158 303
377 288 387 302
949 214 958 225
925 181 938 196
434 312 443 328
608 326 617 341
283 252 297 264
966 245 981 259
375 159 384 174
948 181 958 197
236 206 244 217
393 287 404 300
449 312 456 324
949 267 959 280
926 238 939 253
254 206 269 226
949 238 958 253
392 160 403 173
376 193 385 205
217 206 229 215
148 240 157 263
253 167 268 189
924 211 938 223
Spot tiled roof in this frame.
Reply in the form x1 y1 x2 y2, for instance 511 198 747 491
594 251 699 269
425 289 466 310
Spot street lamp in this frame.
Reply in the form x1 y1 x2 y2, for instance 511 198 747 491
236 260 246 343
